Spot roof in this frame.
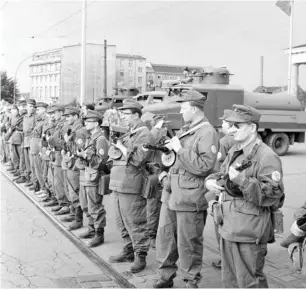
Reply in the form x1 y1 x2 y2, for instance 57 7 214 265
284 44 306 51
116 53 146 60
254 86 285 93
150 64 202 74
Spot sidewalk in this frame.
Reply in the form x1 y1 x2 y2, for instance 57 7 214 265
1 164 306 288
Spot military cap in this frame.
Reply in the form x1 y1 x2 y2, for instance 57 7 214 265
83 110 103 121
47 104 65 114
219 109 233 120
118 99 143 111
225 104 261 123
63 106 80 116
18 100 27 106
174 89 207 108
27 99 36 106
36 102 48 109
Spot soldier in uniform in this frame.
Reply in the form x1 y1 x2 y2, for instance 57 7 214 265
61 107 87 231
28 102 49 197
5 104 24 176
13 100 28 183
23 99 37 188
108 99 154 273
154 90 219 289
76 110 109 247
45 105 70 215
210 109 236 269
205 104 285 288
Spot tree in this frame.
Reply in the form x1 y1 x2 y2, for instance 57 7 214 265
1 71 20 102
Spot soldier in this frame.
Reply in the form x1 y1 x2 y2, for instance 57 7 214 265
76 110 109 248
154 90 219 289
13 100 28 184
210 109 236 270
61 107 87 231
23 99 37 188
5 104 23 176
108 99 154 273
45 105 70 215
205 104 285 288
28 102 49 197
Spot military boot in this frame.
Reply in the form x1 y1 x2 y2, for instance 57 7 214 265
184 281 198 288
87 228 104 248
12 172 20 177
24 181 33 187
43 199 58 207
60 215 75 222
153 279 174 288
7 167 15 172
68 207 83 231
15 176 27 183
130 253 147 273
109 250 135 263
78 225 95 239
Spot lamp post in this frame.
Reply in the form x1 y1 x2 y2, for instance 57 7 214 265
14 55 33 104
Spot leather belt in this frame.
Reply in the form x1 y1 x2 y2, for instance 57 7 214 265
221 193 242 202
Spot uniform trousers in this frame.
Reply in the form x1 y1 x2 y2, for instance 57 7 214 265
11 144 21 171
221 238 268 288
114 192 149 255
156 203 206 285
146 196 162 239
31 154 45 190
79 185 105 230
67 169 81 209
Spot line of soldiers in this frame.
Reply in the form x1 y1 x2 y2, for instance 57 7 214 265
0 93 286 288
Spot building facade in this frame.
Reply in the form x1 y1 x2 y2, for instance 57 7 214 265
115 54 146 93
29 44 117 104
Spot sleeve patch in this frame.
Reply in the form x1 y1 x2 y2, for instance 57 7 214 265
271 171 281 182
77 139 83 145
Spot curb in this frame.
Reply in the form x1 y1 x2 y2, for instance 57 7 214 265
0 167 134 289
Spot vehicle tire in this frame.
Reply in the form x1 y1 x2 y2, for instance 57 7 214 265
264 133 290 156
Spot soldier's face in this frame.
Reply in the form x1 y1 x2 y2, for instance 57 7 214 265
222 120 231 135
84 119 97 131
27 104 35 114
54 110 62 121
48 112 55 121
18 105 26 113
120 109 137 127
66 114 76 125
36 107 46 116
230 122 255 142
180 102 195 123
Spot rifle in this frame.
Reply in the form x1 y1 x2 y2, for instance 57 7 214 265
4 117 23 141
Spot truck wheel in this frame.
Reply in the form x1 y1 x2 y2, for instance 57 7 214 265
264 133 290 156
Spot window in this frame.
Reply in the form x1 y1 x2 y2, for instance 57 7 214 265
49 75 52 82
138 67 142 73
40 87 42 99
129 80 133 86
120 71 124 77
128 70 132 77
45 87 48 97
138 87 142 93
32 87 35 97
49 87 52 97
55 86 58 97
47 64 50 71
138 77 142 84
120 59 124 67
129 60 133 67
56 63 60 71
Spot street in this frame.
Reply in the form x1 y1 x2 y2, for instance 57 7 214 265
0 175 119 288
0 142 306 288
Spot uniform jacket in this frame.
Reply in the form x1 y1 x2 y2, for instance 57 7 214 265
206 137 285 244
30 113 48 154
47 118 66 166
79 129 109 187
23 112 36 148
164 118 219 212
6 114 24 145
109 120 154 194
41 121 56 161
214 134 236 172
294 201 306 220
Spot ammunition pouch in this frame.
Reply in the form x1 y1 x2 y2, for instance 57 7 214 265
142 173 159 199
48 149 56 162
212 202 223 226
84 167 99 182
217 175 243 198
98 174 112 196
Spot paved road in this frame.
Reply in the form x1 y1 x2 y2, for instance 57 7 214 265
0 175 119 288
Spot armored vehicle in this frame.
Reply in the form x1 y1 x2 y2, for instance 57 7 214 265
142 67 306 156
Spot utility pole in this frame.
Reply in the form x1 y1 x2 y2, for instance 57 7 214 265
80 0 87 105
260 56 264 87
104 39 107 98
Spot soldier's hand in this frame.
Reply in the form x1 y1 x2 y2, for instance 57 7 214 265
46 135 50 141
164 136 182 153
38 152 42 158
64 134 72 142
228 166 246 186
46 150 51 156
205 179 224 195
61 149 66 156
154 120 164 129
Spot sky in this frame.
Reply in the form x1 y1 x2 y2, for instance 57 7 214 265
1 0 306 93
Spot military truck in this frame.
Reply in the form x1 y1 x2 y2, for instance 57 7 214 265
142 67 306 156
133 91 167 106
